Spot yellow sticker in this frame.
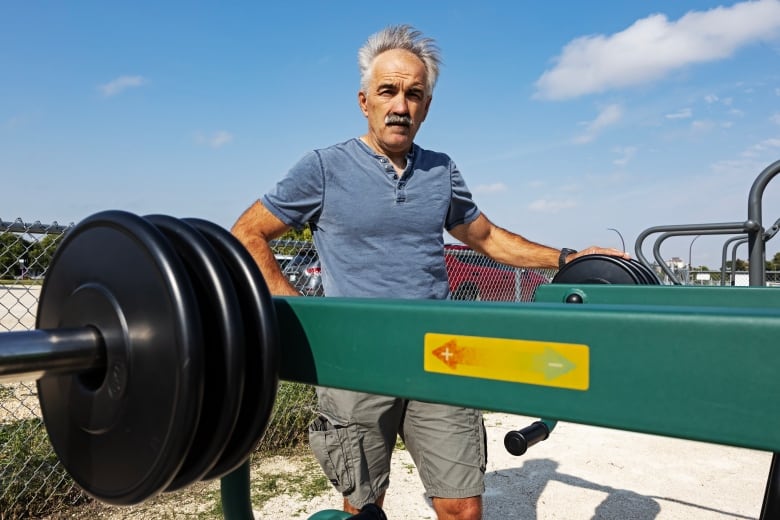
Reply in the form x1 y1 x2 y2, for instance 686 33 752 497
424 333 589 390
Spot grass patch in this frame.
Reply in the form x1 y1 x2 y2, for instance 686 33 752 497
250 453 330 509
259 382 317 452
0 279 42 286
0 382 322 518
202 488 226 518
0 418 88 517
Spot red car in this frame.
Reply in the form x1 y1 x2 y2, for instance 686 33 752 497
444 244 549 302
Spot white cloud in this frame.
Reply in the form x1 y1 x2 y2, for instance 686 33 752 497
195 130 234 149
559 183 581 193
474 182 508 194
704 94 719 103
776 88 780 96
771 112 780 124
691 119 716 132
534 0 780 100
741 136 780 157
665 108 693 119
528 198 577 213
613 146 637 167
573 104 623 144
97 75 147 97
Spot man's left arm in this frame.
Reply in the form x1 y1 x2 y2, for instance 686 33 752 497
448 213 628 270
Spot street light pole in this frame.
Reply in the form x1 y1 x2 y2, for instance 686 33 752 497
607 228 626 253
689 235 701 271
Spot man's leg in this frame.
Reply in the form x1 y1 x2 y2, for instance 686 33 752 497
343 492 386 514
309 388 403 511
432 496 482 520
401 402 486 520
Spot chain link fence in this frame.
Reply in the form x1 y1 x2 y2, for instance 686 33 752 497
2 220 776 516
272 239 557 301
0 219 83 517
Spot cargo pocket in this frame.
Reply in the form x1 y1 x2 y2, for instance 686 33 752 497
309 415 355 494
478 415 487 473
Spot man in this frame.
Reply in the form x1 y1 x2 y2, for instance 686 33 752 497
232 25 627 519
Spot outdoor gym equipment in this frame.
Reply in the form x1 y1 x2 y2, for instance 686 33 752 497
0 159 778 518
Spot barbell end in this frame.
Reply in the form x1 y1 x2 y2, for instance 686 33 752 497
0 327 104 384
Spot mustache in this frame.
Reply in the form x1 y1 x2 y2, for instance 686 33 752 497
385 114 413 126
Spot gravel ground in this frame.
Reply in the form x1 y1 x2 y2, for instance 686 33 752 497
258 412 770 520
26 411 775 519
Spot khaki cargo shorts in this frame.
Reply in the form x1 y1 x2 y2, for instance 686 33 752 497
308 387 486 509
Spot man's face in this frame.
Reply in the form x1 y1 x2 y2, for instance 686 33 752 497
358 49 432 156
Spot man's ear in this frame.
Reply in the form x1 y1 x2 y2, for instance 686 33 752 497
358 91 368 117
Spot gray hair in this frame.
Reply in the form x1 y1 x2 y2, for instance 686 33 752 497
358 25 442 95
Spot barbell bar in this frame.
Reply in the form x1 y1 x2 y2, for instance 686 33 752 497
0 328 103 383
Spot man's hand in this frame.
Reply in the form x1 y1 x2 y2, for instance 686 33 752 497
566 246 630 265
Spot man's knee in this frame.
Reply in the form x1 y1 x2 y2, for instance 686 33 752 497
432 496 482 520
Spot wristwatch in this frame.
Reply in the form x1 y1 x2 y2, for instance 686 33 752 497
558 248 578 269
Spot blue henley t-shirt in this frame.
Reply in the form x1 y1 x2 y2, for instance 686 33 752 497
262 138 481 299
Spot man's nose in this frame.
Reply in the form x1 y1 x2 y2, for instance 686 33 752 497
390 93 409 114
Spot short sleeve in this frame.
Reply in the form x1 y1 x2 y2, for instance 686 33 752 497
261 151 324 230
445 161 481 230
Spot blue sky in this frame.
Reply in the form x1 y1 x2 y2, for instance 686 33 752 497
2 1 780 268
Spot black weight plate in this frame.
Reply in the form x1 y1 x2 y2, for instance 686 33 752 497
36 210 203 505
622 258 653 285
184 218 279 480
552 254 642 285
145 215 246 492
628 258 661 285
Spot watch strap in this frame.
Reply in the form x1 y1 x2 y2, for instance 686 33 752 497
558 248 578 269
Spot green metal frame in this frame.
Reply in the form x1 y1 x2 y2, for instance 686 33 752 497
221 286 780 518
534 283 780 308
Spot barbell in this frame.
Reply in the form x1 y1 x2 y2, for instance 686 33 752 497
552 254 660 285
0 210 658 506
1 210 278 505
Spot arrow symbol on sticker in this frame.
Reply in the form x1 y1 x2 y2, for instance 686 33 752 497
425 332 589 390
431 337 578 381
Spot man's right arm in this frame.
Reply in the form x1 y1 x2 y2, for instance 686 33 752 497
231 200 301 296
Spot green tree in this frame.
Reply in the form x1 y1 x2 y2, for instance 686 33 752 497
768 251 780 271
0 232 31 279
725 259 748 271
278 224 313 242
27 234 63 277
272 224 314 257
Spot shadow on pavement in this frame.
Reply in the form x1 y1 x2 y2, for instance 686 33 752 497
484 459 754 519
